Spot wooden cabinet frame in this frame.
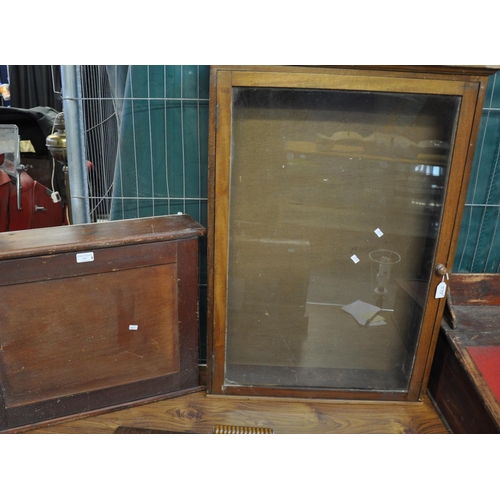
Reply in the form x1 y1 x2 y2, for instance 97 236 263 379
207 65 494 402
0 215 205 431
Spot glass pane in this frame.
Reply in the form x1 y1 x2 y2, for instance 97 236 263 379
225 87 460 392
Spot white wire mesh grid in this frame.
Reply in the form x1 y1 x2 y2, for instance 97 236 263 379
79 65 209 224
455 71 500 273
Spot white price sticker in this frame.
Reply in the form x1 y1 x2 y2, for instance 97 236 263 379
435 281 447 299
76 252 94 263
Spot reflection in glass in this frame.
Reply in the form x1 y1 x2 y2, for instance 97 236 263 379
224 88 459 392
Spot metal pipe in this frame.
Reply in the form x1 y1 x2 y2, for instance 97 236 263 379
60 65 90 224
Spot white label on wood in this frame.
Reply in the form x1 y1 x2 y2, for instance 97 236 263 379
76 252 94 263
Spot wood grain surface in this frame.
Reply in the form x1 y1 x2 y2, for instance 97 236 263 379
0 215 205 431
429 304 500 432
449 273 500 305
21 389 448 434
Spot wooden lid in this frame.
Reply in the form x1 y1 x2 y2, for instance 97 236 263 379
0 214 206 259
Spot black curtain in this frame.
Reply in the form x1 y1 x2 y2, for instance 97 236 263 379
8 65 63 111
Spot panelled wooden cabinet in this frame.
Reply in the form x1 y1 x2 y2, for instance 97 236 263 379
207 65 496 402
0 215 205 432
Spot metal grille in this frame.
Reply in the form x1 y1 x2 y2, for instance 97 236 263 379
74 65 210 360
78 65 209 224
80 66 119 221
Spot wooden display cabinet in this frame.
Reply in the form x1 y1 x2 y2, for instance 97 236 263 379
207 65 496 402
0 214 205 431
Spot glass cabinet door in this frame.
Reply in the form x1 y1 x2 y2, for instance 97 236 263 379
210 67 483 400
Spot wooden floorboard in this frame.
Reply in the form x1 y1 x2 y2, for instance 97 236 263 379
20 389 448 434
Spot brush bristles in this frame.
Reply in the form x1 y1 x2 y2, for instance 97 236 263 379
214 424 273 434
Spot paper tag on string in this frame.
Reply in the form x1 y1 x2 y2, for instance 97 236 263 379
435 281 447 299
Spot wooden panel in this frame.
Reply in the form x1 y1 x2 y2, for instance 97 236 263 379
211 70 233 393
445 306 500 426
0 214 205 259
206 67 218 393
333 66 499 78
214 65 498 80
428 326 500 433
449 273 500 305
0 263 179 407
177 238 201 389
0 215 206 431
0 240 177 286
429 282 500 434
232 71 467 95
4 373 184 430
